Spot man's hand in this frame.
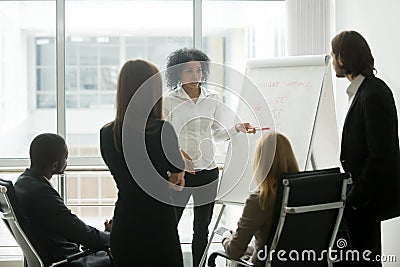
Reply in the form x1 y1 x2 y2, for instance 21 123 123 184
168 171 185 191
180 149 195 174
221 230 233 243
104 219 113 232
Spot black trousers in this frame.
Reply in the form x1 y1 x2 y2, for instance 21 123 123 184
70 251 111 267
334 207 382 267
171 168 219 267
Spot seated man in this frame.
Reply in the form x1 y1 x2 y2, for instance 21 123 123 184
14 133 111 267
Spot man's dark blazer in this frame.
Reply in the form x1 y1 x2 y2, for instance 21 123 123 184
14 168 110 264
340 75 400 221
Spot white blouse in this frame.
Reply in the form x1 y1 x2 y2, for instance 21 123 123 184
163 86 238 170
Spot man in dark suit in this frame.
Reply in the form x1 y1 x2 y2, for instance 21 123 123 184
14 133 112 267
331 30 400 267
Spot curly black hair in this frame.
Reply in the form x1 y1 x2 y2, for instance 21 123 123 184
165 48 210 89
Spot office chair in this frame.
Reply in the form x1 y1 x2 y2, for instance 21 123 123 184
0 178 112 267
208 168 351 267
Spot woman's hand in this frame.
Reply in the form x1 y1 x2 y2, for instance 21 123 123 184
180 149 195 174
168 171 185 191
235 123 256 134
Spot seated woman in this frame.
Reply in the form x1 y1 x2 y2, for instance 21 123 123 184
221 132 299 266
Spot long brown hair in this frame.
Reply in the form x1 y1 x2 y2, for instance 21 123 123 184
113 59 162 151
331 30 375 77
254 132 299 210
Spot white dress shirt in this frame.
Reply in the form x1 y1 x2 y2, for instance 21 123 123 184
346 74 365 108
163 86 238 170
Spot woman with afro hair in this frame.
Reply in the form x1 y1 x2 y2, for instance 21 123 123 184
164 48 255 267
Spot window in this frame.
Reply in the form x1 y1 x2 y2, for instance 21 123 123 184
202 0 286 161
64 0 192 157
203 0 286 71
0 1 56 159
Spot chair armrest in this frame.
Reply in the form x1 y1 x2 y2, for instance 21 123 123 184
208 250 254 267
66 248 100 262
50 247 110 267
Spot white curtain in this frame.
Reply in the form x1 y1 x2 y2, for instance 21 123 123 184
286 0 334 56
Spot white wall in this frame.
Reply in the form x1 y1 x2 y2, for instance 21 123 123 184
335 0 400 265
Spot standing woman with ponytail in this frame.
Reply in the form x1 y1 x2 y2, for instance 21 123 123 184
100 59 185 266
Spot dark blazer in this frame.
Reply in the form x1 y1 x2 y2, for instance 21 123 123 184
340 75 400 221
100 120 184 267
14 168 110 264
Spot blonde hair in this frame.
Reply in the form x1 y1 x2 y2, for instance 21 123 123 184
113 59 162 151
253 132 299 210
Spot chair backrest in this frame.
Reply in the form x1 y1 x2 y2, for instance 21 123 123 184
0 178 48 267
265 169 350 267
266 168 341 247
